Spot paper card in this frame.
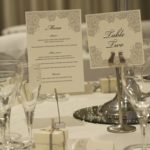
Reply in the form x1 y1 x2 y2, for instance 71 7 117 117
25 10 84 94
86 10 144 68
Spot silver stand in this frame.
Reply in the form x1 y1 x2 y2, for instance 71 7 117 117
107 67 136 133
100 0 136 133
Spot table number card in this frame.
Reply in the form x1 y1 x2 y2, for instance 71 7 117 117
86 10 144 68
25 10 84 94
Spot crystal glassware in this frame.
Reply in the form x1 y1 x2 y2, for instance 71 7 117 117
122 61 150 150
0 60 21 149
19 63 41 148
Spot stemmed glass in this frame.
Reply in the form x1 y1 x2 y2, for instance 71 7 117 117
19 63 41 148
122 60 150 150
0 60 21 149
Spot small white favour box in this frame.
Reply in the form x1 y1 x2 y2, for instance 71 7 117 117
34 128 68 150
100 76 117 93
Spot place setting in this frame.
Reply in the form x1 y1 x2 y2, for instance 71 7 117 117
1 1 150 150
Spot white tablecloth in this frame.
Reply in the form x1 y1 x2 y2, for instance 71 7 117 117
11 92 150 150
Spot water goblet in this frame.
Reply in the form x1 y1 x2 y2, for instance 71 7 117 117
122 62 150 150
19 63 41 148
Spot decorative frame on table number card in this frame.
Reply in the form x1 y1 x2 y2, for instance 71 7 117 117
86 10 144 133
86 10 144 68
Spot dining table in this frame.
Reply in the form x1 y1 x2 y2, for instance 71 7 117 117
10 92 150 150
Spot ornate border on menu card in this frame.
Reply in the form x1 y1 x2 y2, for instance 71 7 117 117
26 10 80 34
86 10 144 68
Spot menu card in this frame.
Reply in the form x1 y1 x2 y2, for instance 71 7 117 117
25 10 84 94
86 10 144 68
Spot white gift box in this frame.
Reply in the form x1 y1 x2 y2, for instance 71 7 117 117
34 128 68 150
100 76 117 93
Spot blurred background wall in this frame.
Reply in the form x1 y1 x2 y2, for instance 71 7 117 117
0 0 150 33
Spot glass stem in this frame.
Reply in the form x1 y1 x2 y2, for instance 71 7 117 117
25 110 34 143
139 116 147 150
6 108 11 141
28 124 32 142
0 117 6 145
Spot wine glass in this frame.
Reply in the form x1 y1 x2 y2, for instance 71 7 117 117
0 109 6 149
0 60 21 149
122 61 150 150
19 63 41 148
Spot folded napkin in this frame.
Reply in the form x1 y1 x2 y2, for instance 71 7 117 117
69 138 115 150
